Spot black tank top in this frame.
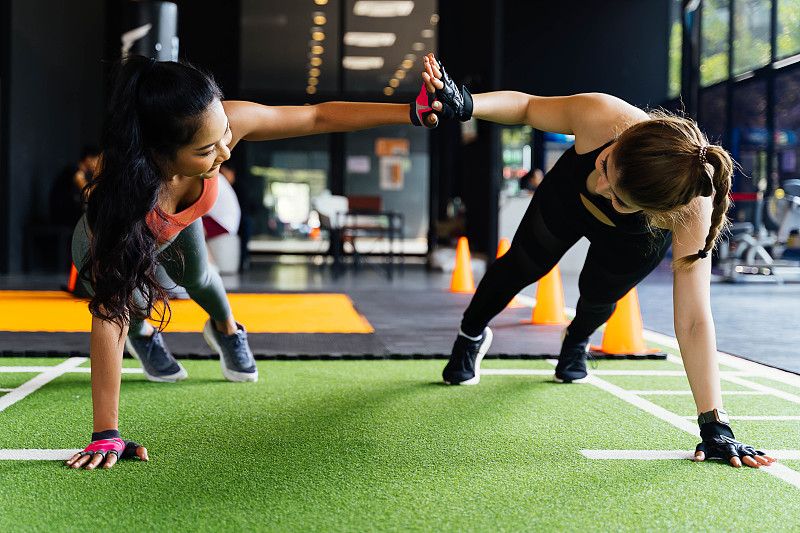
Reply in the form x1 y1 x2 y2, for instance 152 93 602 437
554 141 652 235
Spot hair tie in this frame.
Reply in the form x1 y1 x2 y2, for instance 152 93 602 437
697 249 708 259
144 57 157 75
698 145 708 165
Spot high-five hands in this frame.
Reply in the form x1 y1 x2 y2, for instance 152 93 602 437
423 53 473 122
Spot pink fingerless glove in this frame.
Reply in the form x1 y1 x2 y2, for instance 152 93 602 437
410 83 438 129
80 437 125 458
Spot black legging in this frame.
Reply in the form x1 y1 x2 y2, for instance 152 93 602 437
460 176 671 341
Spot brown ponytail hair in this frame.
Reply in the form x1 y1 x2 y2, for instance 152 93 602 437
612 110 733 269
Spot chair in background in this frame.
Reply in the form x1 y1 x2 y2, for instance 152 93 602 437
341 194 403 279
311 193 349 275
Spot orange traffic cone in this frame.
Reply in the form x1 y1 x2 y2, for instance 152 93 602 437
522 264 569 325
67 263 79 293
496 238 511 258
450 236 475 293
590 288 663 356
496 238 523 308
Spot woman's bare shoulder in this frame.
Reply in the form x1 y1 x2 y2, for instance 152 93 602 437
573 93 649 152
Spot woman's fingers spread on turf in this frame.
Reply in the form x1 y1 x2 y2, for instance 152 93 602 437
756 454 776 465
741 455 760 468
103 453 118 469
85 454 104 470
65 453 81 466
729 456 743 467
693 451 705 462
71 454 91 469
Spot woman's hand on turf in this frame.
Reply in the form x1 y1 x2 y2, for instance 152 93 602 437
694 438 776 468
66 439 148 470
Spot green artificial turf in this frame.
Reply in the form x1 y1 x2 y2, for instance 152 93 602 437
0 357 798 533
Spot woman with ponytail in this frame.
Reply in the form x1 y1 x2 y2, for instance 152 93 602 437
424 54 774 469
66 55 438 470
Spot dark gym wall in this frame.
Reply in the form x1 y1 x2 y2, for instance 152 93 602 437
503 0 671 108
2 0 105 273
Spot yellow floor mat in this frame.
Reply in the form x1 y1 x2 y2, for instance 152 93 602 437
0 291 373 333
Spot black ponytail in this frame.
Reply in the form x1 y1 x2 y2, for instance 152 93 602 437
83 55 223 327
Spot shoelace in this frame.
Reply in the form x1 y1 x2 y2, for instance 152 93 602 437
146 332 170 367
227 331 251 366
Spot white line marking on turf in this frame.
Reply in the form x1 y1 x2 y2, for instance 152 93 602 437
0 388 14 392
0 366 143 374
581 450 800 460
481 369 705 377
682 415 800 421
0 449 82 460
631 390 767 396
584 374 701 436
0 357 87 413
720 375 800 405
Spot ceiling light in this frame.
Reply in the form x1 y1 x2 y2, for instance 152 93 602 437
383 87 395 96
307 86 318 94
310 57 322 66
314 0 328 5
313 14 327 25
309 68 321 77
343 32 397 47
402 59 413 69
312 45 324 54
420 29 434 38
411 42 425 51
342 56 385 70
395 70 406 79
308 78 319 86
389 79 399 87
430 14 439 25
353 1 414 17
405 54 417 61
312 31 325 41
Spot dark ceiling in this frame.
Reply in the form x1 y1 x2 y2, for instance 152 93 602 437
240 0 438 97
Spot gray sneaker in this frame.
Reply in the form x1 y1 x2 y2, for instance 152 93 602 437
125 330 188 383
203 320 258 382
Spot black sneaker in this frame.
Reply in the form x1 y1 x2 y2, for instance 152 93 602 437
203 320 258 382
442 327 493 385
553 331 590 383
125 330 188 383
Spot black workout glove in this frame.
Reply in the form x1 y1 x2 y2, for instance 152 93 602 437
696 421 765 463
435 62 473 122
410 83 438 129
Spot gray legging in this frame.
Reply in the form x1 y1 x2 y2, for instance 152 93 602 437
71 215 232 337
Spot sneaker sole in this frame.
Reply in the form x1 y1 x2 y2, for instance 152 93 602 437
202 321 259 383
552 374 589 384
444 328 493 386
124 339 188 383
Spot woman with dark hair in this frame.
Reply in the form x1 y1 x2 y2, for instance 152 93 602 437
66 55 438 469
423 54 775 469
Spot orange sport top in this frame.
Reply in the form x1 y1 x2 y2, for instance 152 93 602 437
146 174 219 243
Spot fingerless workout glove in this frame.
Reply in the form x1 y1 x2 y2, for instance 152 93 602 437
81 429 142 459
410 83 438 129
435 63 473 122
696 421 764 461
